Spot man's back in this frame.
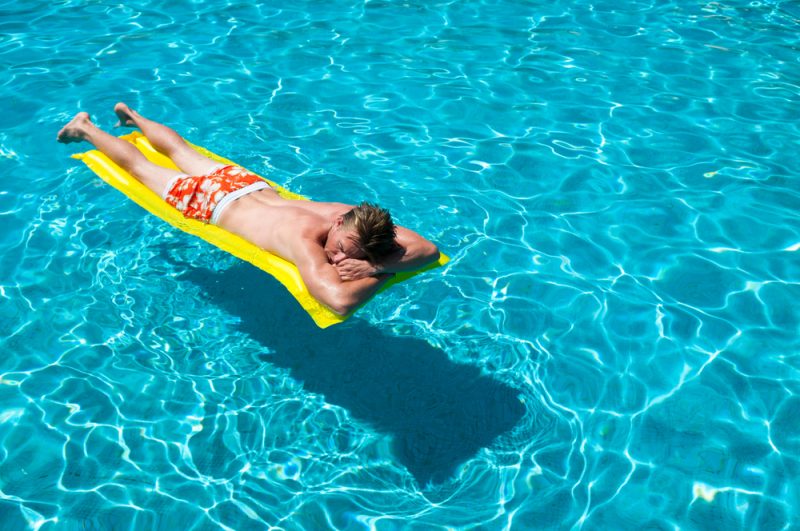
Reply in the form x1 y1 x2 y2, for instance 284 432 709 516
216 187 351 264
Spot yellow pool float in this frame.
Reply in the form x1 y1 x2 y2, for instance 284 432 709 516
73 131 448 328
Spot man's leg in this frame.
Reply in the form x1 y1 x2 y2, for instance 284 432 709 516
114 103 221 176
57 112 182 195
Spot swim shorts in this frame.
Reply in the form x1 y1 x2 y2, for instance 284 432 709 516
163 165 271 224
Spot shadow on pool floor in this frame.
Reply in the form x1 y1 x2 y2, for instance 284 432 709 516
179 260 525 486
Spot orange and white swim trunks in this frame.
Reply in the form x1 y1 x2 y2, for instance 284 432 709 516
163 165 271 224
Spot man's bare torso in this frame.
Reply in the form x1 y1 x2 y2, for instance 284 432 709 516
215 186 350 262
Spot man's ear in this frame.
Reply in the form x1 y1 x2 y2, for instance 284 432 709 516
334 215 344 227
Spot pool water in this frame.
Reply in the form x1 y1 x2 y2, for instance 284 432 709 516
2 0 799 529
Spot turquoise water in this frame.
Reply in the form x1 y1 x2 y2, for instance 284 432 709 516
2 0 799 528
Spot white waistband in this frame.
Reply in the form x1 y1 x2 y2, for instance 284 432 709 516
210 181 271 225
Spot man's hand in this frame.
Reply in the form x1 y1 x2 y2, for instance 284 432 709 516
334 258 381 281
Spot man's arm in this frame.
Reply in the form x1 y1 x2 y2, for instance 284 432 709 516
384 226 441 272
334 226 440 280
289 237 393 315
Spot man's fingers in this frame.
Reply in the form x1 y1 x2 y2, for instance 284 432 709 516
333 259 374 282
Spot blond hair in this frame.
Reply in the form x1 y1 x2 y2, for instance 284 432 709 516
341 202 398 263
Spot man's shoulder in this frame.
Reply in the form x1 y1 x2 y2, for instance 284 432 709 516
300 199 353 216
283 208 327 245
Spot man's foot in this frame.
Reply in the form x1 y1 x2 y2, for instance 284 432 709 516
114 102 138 127
57 112 92 143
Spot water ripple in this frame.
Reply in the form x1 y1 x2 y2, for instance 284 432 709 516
1 0 799 528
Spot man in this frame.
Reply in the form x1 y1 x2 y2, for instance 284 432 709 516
57 104 439 315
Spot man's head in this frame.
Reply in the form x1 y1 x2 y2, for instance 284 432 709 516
327 202 398 264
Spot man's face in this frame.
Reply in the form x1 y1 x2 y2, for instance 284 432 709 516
324 225 365 264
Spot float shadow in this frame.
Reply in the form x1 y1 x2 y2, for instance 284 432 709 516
179 261 525 485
